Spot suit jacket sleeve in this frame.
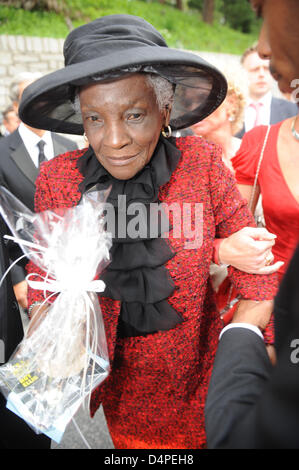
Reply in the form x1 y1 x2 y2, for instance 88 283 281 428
9 261 26 286
0 216 23 362
3 217 27 286
205 328 272 448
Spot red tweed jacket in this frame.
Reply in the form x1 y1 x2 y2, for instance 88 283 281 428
27 137 277 449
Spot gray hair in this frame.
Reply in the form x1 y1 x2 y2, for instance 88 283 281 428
146 73 174 110
9 71 43 103
72 73 174 114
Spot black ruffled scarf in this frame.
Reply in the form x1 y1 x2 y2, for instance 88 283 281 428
77 136 183 337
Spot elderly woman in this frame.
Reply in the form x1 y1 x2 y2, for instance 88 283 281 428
19 15 277 449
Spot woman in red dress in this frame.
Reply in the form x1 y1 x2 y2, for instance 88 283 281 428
232 117 299 282
19 15 277 449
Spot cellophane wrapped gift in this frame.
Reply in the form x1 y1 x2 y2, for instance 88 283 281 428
0 186 112 442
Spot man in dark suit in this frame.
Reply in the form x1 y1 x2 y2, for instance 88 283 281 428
0 215 50 448
0 124 77 212
205 0 299 449
2 72 78 212
236 46 297 138
205 247 299 448
0 72 78 310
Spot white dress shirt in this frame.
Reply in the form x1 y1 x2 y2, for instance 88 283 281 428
18 122 54 167
220 323 264 340
244 91 272 133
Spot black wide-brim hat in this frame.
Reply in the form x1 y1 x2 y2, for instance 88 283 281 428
19 14 227 134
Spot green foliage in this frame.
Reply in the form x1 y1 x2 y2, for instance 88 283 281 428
0 0 259 54
187 0 260 34
0 5 68 36
187 0 203 12
220 0 259 34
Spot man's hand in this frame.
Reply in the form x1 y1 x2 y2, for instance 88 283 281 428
13 280 28 309
232 299 276 365
232 299 274 331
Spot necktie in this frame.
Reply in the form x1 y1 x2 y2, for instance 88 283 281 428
250 102 263 127
37 140 47 167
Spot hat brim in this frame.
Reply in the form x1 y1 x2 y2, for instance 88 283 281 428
19 46 227 134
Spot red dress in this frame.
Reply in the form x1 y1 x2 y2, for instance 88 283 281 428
27 137 277 449
232 123 299 281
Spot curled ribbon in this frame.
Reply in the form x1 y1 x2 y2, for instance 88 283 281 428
2 233 108 406
26 274 106 295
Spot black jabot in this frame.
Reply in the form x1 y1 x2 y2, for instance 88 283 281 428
77 136 183 337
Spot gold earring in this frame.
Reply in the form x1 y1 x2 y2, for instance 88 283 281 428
161 125 172 138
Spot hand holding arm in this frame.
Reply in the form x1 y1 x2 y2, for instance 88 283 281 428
232 298 276 364
232 298 273 331
217 227 284 274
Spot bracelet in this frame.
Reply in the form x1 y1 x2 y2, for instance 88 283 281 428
28 301 43 318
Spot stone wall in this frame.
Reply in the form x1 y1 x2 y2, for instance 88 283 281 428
0 34 246 113
0 33 283 114
0 34 65 110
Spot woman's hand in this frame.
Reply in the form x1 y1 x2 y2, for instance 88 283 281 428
218 227 284 274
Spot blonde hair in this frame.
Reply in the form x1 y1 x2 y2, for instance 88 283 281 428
225 72 247 135
197 57 248 135
217 61 248 135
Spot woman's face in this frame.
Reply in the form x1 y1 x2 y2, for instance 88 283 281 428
252 0 299 94
79 74 169 180
190 100 230 137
